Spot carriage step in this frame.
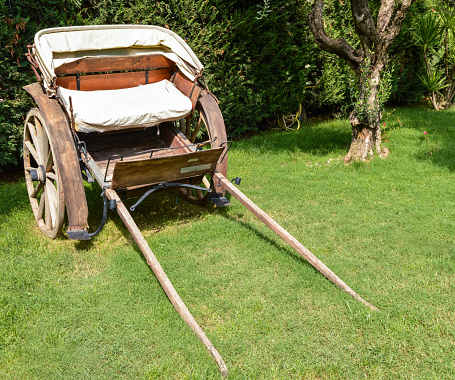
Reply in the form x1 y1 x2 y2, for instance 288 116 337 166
209 193 231 207
67 229 91 240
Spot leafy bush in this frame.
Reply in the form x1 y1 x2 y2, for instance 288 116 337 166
412 4 455 110
0 0 73 168
0 15 33 168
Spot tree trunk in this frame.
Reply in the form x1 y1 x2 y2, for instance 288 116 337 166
343 62 389 163
344 112 387 162
307 0 414 162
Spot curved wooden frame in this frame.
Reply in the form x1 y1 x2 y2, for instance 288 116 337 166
198 92 228 181
23 108 65 238
178 91 228 201
23 83 89 235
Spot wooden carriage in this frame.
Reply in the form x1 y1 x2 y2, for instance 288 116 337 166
24 25 376 378
24 25 229 240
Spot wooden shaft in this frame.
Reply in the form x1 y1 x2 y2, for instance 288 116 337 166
105 189 228 378
213 172 378 311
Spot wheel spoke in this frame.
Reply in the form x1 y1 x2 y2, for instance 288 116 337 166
38 188 45 220
45 150 53 172
31 181 44 198
186 118 191 138
41 127 49 167
35 116 44 159
24 140 40 164
202 176 211 189
44 188 52 229
27 122 42 163
46 178 58 228
179 119 187 136
46 172 57 181
190 114 203 143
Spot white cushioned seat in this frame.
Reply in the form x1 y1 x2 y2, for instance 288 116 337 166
57 79 192 133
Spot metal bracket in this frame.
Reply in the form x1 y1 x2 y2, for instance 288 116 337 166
78 140 88 162
130 182 212 212
66 190 113 240
25 45 41 82
209 192 231 207
217 175 241 188
104 154 123 183
73 137 95 183
67 229 91 240
108 199 118 211
218 141 232 164
133 137 217 158
81 167 95 183
231 177 241 185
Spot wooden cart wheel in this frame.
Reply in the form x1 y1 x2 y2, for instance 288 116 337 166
179 95 227 205
23 108 65 238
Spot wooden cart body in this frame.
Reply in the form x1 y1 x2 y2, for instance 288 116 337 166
24 25 228 238
23 25 376 378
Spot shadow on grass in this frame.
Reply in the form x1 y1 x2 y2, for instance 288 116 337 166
100 187 325 281
223 213 326 276
81 182 220 253
233 119 351 157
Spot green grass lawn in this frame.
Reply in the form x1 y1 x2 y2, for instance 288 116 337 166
1 106 454 379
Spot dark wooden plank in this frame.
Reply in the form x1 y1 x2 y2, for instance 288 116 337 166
23 82 89 232
56 68 173 91
83 128 163 156
111 147 224 189
81 125 194 183
55 54 175 75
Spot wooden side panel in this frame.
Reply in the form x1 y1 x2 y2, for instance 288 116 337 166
159 123 195 152
173 71 201 110
23 82 89 232
111 147 224 189
56 68 173 91
55 54 174 75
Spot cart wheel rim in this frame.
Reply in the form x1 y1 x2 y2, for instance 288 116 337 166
177 104 212 205
23 108 65 238
179 175 211 205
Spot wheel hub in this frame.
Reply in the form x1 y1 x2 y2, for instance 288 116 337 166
37 165 46 183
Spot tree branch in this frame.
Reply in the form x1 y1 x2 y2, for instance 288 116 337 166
350 0 379 51
377 0 395 34
382 0 414 47
307 0 363 71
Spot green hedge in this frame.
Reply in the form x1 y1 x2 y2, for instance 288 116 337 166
0 0 429 168
0 0 73 168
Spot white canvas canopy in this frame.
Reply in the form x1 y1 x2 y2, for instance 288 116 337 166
33 24 204 95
